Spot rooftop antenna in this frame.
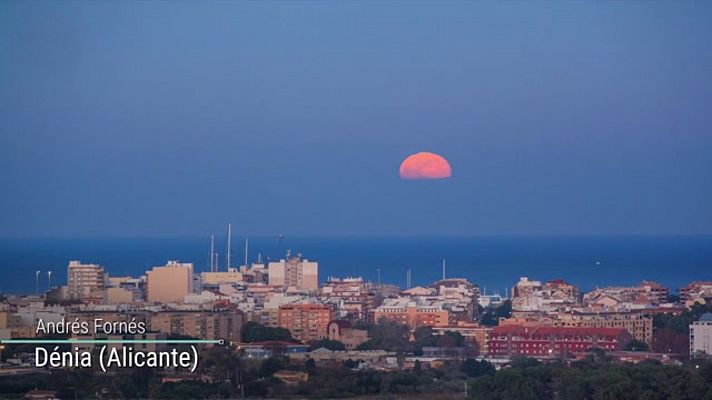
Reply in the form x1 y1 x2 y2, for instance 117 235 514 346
35 270 40 295
209 235 215 272
226 223 232 271
47 270 52 290
244 238 249 267
442 259 446 280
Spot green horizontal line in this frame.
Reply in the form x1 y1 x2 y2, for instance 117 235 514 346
1 339 223 344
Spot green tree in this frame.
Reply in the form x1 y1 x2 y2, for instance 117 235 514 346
481 300 512 326
624 339 650 352
259 357 286 377
241 321 296 342
461 358 495 378
356 318 410 352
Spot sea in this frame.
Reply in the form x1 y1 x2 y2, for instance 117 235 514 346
0 236 710 295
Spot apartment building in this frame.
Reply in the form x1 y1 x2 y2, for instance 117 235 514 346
489 325 632 358
278 303 332 342
67 261 106 303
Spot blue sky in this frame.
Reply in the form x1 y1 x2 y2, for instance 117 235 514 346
1 1 711 237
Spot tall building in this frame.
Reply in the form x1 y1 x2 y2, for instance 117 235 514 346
278 303 332 342
268 255 318 291
146 261 194 303
67 261 106 303
690 313 712 357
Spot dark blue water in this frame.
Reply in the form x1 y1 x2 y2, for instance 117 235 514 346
0 236 710 295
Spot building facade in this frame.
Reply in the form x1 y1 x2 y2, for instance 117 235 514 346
268 256 318 291
489 325 632 358
327 320 368 350
690 313 712 357
150 310 243 343
67 261 106 303
372 298 449 329
146 261 194 303
278 303 332 342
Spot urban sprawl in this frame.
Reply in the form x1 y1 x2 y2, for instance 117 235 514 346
2 249 712 398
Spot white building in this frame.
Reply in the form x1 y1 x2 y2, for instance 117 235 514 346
690 313 712 357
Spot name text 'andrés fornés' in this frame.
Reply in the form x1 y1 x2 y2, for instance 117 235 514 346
36 317 146 335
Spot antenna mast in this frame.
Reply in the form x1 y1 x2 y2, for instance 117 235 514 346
226 223 232 271
209 235 215 272
442 259 446 280
244 238 249 267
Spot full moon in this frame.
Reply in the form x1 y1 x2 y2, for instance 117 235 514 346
399 152 452 180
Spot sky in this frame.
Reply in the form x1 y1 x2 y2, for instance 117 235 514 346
1 1 711 238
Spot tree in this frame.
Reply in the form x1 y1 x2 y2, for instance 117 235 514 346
412 326 437 355
259 357 286 377
461 358 495 378
624 339 650 352
481 300 512 326
305 358 317 373
356 318 410 352
437 331 465 348
241 321 296 343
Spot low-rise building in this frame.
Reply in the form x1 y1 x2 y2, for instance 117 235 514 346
327 320 368 349
372 297 449 329
431 322 492 355
150 309 243 343
555 310 653 344
681 281 712 307
489 325 632 358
